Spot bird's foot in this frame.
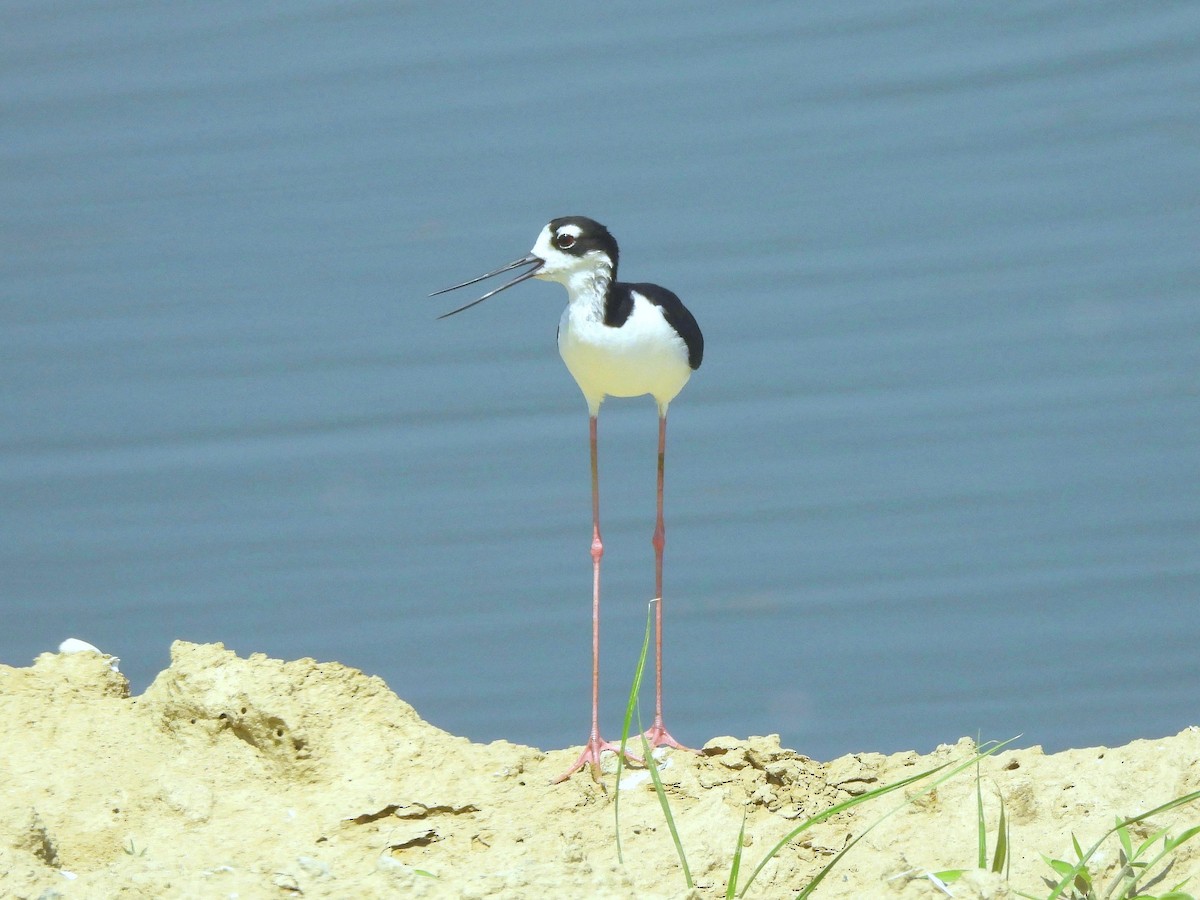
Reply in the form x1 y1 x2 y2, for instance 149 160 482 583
552 735 643 784
641 719 698 753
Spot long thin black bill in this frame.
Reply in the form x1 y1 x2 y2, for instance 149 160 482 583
430 254 541 296
433 256 543 319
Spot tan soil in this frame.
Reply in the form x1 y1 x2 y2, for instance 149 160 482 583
2 642 1197 899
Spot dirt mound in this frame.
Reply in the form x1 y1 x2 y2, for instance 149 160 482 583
2 642 1196 898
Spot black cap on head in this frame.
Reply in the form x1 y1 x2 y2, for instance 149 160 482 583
547 216 619 275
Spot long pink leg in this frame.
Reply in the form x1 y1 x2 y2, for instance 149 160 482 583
643 412 691 750
555 414 640 783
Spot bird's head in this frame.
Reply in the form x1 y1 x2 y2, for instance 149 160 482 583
432 216 618 319
529 216 619 286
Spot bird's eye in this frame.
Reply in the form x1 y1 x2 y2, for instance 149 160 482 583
555 233 576 250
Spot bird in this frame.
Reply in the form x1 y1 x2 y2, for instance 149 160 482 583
432 216 703 782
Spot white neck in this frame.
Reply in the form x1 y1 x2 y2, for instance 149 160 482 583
562 265 612 318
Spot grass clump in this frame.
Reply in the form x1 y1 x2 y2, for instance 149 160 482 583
931 757 1200 900
609 601 1200 899
1023 797 1200 900
611 599 1014 898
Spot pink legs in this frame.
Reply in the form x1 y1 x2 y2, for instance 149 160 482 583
642 412 689 750
554 414 640 783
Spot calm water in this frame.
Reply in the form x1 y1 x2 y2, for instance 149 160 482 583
3 3 1197 760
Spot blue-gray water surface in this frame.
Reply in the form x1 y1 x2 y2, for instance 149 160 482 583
3 3 1198 761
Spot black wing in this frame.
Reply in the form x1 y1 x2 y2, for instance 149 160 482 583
611 282 704 370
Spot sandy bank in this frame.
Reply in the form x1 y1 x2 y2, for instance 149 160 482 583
2 642 1196 898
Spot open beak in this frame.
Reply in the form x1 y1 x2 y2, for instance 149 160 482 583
431 254 544 319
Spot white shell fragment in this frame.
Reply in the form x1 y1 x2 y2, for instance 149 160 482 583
58 638 121 673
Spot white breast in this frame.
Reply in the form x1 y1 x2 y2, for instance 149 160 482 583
557 290 694 416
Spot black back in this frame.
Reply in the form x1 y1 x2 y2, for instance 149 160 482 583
606 282 704 371
549 216 703 371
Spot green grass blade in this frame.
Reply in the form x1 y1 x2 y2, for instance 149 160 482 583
639 714 693 889
1132 824 1171 861
616 599 692 891
613 599 656 864
992 792 1008 874
1164 823 1200 852
740 737 1019 898
1124 825 1200 897
1044 789 1200 900
1043 855 1076 879
725 810 747 899
795 826 871 900
796 744 1010 900
931 869 967 883
1117 819 1134 861
976 766 987 869
737 763 949 897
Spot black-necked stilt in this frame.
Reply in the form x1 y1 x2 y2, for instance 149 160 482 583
433 216 703 782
